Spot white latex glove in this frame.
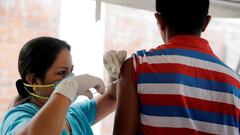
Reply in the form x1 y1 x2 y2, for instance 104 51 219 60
103 50 127 79
53 74 105 102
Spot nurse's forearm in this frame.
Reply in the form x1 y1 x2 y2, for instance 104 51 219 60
94 91 117 124
94 78 118 122
15 94 71 135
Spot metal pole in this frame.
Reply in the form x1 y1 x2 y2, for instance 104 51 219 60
96 0 101 21
236 59 240 73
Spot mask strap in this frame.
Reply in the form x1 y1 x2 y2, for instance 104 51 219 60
23 83 52 100
23 86 49 100
23 83 55 88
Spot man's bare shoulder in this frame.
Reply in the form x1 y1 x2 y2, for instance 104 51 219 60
118 57 136 93
120 57 134 78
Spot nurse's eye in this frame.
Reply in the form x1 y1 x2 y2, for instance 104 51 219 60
57 71 66 75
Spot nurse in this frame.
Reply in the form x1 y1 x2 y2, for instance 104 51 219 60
0 36 126 135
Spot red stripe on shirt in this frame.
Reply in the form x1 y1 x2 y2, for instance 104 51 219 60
154 44 218 58
140 63 240 89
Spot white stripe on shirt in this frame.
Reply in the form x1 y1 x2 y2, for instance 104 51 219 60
141 114 239 135
139 55 240 81
138 83 240 109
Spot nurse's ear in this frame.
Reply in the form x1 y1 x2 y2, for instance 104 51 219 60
26 73 42 84
26 73 38 90
26 73 36 84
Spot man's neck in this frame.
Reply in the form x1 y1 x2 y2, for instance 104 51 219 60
166 29 201 42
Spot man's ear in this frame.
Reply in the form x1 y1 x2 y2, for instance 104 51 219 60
154 13 167 31
201 15 211 32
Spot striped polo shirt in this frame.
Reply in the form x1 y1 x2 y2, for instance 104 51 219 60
132 35 240 135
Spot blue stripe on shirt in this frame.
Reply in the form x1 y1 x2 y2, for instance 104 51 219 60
136 49 230 70
141 105 239 127
138 73 240 98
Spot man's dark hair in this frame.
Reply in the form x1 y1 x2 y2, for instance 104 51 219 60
156 0 210 34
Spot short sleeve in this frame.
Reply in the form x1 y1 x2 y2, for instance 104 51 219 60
1 114 31 135
0 103 37 135
69 99 96 125
132 50 146 85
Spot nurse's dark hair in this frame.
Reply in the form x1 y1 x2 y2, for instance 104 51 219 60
156 0 209 34
13 37 70 106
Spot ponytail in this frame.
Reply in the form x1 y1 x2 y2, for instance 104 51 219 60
9 79 31 108
16 79 29 98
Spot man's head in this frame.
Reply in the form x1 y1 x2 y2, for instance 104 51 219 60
155 0 211 40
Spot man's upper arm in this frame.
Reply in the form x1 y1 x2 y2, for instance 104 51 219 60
113 58 139 135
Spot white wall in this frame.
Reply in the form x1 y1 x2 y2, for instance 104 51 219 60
59 0 105 134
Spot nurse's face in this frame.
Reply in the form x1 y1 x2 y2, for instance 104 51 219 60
34 48 74 98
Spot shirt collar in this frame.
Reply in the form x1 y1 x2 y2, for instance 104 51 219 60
167 35 214 54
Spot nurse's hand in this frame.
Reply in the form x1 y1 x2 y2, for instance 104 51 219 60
53 74 105 102
103 50 127 79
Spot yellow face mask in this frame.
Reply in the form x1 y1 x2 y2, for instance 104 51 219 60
23 73 74 100
23 83 55 100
